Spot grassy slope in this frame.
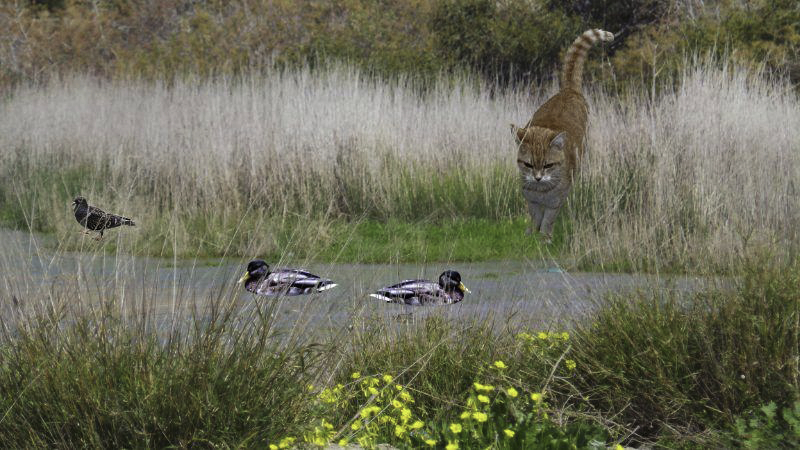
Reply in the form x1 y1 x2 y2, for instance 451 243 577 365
1 62 797 271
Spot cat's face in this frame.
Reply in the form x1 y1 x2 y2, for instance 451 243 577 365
513 126 566 187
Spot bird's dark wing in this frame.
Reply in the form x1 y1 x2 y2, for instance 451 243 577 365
85 206 134 230
84 206 111 230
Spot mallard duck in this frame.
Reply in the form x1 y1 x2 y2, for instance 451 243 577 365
72 196 136 240
369 270 469 305
237 259 338 296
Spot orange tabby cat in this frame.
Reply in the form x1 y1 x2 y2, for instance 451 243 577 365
512 29 613 242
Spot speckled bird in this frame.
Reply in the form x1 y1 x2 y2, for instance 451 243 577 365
238 259 338 296
72 196 136 239
369 270 469 306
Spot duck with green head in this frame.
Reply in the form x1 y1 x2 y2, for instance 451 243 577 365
369 270 469 306
238 259 338 296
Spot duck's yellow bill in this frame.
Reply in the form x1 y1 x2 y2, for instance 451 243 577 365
238 272 250 284
460 282 470 294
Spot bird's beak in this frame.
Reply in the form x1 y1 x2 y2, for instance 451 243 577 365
460 282 470 294
238 271 250 284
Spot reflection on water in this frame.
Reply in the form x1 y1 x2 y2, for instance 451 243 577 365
0 228 720 337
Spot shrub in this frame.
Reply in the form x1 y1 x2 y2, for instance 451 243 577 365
567 259 800 441
430 0 583 84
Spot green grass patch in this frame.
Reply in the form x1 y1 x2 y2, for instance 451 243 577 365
316 218 556 263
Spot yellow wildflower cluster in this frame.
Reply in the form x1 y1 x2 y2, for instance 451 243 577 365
349 373 429 448
273 363 564 449
272 373 435 448
318 384 344 405
303 418 337 446
268 436 296 449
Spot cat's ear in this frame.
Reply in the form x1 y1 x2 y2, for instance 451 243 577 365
550 132 567 150
512 125 527 144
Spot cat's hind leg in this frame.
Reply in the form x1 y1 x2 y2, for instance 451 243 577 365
526 202 545 235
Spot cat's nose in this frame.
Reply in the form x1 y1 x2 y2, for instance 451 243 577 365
534 174 542 181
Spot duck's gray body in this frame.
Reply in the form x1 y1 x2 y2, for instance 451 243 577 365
370 279 465 305
244 268 337 296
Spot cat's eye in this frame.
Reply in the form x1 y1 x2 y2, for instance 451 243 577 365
543 162 558 169
517 159 534 169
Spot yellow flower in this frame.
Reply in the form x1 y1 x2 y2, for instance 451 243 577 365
338 439 349 446
446 441 459 450
504 429 515 438
351 421 361 430
392 399 403 408
507 387 518 398
410 420 424 429
394 425 406 437
449 423 462 433
615 445 624 450
425 439 437 446
516 332 533 341
395 384 404 391
473 382 495 392
472 411 488 422
531 392 543 403
319 388 337 403
459 411 471 419
400 391 414 402
566 359 576 371
401 408 412 421
383 374 393 383
306 384 314 391
477 394 490 403
537 331 548 339
561 332 569 340
493 360 507 369
278 437 295 449
351 371 361 379
321 419 334 430
368 386 379 396
269 445 278 450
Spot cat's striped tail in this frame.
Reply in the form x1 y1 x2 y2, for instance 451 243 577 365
561 29 614 92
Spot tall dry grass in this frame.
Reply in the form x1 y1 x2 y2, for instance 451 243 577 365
0 60 797 269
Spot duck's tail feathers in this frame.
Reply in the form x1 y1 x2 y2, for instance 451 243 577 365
316 283 338 292
369 293 394 303
561 29 614 92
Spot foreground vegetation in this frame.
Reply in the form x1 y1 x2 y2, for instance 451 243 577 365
1 59 797 272
0 248 797 447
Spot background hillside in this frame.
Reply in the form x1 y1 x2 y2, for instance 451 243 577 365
2 0 798 89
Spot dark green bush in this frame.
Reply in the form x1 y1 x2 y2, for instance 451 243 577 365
568 258 800 441
431 0 582 84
